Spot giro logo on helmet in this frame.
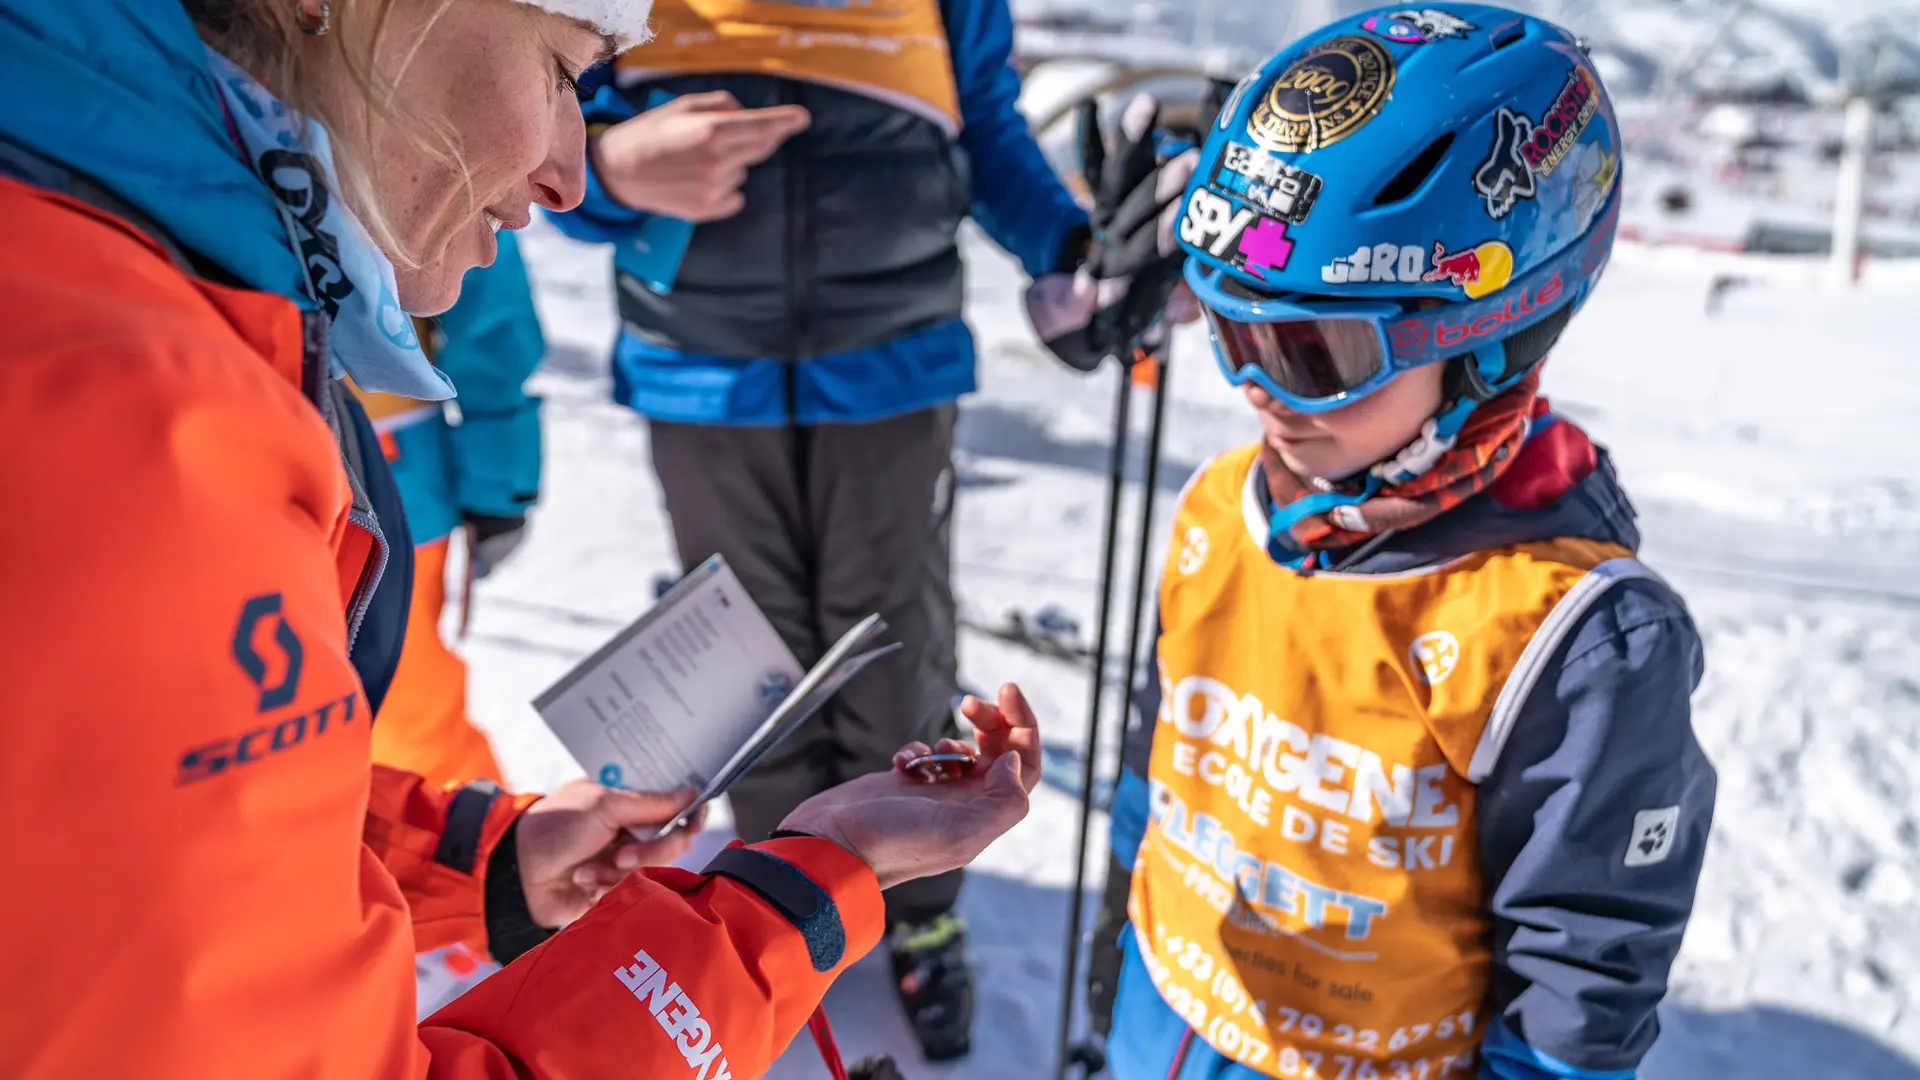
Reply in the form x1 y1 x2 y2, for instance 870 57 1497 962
1247 35 1396 153
1387 273 1564 356
1363 9 1477 45
1322 242 1427 285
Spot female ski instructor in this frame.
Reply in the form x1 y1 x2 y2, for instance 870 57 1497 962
0 1 1041 1076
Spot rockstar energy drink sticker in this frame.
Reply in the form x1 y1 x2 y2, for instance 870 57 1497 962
1247 36 1396 154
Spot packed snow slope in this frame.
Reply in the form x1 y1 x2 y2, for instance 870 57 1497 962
457 221 1920 1078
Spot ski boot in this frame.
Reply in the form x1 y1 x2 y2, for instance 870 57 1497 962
889 914 974 1061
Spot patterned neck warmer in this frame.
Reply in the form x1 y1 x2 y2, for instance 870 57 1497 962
205 47 452 401
1262 371 1542 565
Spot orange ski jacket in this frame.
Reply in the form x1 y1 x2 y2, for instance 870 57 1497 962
0 168 882 1079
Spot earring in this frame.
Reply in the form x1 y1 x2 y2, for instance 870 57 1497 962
295 0 333 36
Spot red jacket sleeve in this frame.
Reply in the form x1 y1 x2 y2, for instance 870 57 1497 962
0 182 885 1080
427 838 885 1079
363 765 538 954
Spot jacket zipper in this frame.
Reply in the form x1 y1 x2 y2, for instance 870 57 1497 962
343 507 390 655
319 375 392 656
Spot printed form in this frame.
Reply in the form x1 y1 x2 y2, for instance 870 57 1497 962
535 555 898 838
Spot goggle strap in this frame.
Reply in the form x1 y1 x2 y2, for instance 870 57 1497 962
1430 395 1480 445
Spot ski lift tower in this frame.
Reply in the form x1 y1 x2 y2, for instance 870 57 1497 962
1830 35 1899 287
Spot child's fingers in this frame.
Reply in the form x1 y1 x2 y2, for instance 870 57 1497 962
994 684 1042 792
893 742 936 770
959 694 994 727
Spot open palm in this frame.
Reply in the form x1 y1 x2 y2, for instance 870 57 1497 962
781 684 1043 890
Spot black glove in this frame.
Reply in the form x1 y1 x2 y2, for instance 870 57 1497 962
1028 94 1199 372
465 511 528 580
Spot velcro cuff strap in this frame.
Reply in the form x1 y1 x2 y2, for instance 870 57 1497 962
434 779 503 874
703 845 846 973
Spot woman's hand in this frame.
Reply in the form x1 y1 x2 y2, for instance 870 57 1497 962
514 782 706 928
779 684 1043 890
590 91 809 221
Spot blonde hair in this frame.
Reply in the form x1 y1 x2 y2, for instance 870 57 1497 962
186 0 472 270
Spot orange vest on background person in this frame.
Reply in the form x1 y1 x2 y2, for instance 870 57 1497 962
623 0 962 135
1129 443 1640 1079
0 172 883 1080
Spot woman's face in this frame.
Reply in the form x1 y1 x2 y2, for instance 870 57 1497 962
313 0 608 314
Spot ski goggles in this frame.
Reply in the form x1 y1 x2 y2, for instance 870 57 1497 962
1185 206 1615 413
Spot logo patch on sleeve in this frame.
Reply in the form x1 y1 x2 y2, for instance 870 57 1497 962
1625 806 1680 867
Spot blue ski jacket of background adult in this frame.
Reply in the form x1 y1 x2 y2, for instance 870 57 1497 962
1106 420 1716 1080
548 0 1087 427
375 231 548 547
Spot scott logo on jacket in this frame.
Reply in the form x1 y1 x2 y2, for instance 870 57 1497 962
616 950 731 1080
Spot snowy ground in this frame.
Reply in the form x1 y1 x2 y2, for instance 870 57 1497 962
443 220 1920 1078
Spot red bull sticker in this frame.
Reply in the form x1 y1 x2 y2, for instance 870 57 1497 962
1421 240 1515 299
1362 9 1477 45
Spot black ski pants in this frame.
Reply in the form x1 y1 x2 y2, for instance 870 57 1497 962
649 404 963 926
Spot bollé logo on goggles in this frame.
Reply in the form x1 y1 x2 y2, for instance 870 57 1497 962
1386 273 1564 357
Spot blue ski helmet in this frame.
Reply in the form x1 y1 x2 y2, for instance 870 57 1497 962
1178 4 1621 410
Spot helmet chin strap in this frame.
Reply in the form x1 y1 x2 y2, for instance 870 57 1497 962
1263 343 1527 566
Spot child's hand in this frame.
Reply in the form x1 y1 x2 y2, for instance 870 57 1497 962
956 684 1042 772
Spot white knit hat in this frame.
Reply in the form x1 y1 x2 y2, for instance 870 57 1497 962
515 0 653 50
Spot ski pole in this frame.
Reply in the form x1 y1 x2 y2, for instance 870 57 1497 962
1054 357 1136 1080
1115 342 1170 782
1082 344 1174 1076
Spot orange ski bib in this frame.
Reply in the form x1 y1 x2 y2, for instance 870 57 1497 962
621 0 962 136
1130 444 1638 1079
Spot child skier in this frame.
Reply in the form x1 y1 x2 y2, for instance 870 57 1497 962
1104 6 1716 1079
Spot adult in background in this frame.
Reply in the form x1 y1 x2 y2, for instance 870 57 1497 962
0 1 1042 1076
551 2 1185 1056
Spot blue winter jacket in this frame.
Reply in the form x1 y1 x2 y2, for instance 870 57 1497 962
385 229 547 546
1107 431 1715 1080
549 0 1088 426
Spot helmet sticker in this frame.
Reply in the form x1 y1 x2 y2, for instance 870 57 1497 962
1474 66 1601 219
1247 35 1397 153
1213 142 1325 225
1322 243 1428 285
1363 9 1478 45
1181 188 1297 280
1573 142 1619 232
1387 273 1564 358
1422 240 1515 299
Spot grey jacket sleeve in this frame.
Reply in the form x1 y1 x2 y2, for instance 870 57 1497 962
1475 576 1716 1076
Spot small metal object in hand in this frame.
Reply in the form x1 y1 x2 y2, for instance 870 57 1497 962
902 751 977 782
